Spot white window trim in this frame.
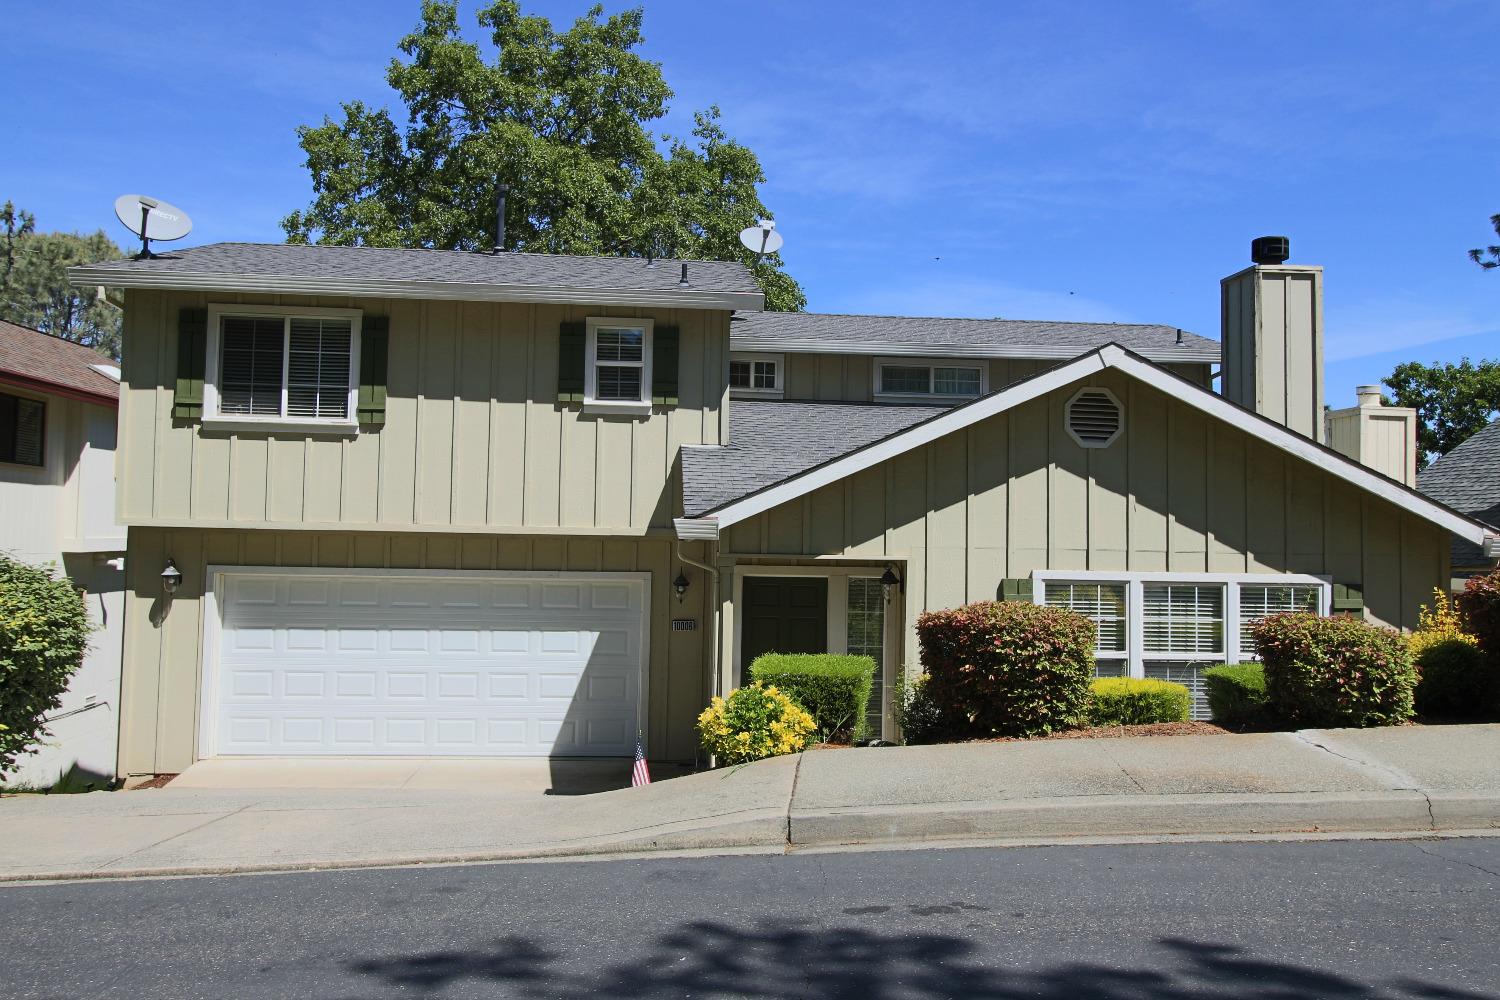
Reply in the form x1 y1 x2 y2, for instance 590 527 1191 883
1031 570 1331 678
729 351 784 399
873 356 988 402
584 316 654 415
203 304 362 433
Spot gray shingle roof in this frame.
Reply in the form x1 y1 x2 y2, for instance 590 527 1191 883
682 400 945 516
1419 418 1500 568
730 311 1220 363
72 242 763 308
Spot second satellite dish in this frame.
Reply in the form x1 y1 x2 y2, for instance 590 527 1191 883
115 194 193 258
738 219 784 257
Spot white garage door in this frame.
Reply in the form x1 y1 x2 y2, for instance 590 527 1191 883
204 570 647 758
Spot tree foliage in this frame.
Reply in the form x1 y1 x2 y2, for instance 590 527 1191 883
1383 358 1500 467
284 1 805 310
1 200 125 359
1470 213 1500 270
0 554 92 777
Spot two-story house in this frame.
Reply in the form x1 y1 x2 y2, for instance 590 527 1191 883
72 241 1498 780
0 319 126 789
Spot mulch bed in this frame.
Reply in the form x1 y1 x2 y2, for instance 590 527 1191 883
984 721 1230 742
129 773 178 790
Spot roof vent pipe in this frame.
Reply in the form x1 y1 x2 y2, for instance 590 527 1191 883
493 184 509 254
678 262 689 287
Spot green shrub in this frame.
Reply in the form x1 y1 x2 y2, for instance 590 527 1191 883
1456 569 1500 658
0 555 92 776
697 682 816 764
749 653 876 743
1087 677 1190 726
893 674 953 745
1251 613 1416 728
1414 638 1497 720
1204 663 1272 729
916 600 1095 739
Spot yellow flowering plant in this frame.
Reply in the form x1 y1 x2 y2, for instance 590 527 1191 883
697 682 816 765
1409 589 1477 658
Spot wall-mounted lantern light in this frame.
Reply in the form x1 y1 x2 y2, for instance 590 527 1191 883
880 565 902 603
673 570 690 603
160 558 183 596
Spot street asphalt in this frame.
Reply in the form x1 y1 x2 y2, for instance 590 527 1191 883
3 836 1497 998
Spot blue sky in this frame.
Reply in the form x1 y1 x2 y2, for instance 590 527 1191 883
6 1 1496 404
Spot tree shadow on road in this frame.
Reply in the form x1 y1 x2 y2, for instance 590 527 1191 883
344 921 1494 999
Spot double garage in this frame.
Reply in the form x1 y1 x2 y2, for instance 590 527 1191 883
197 568 650 760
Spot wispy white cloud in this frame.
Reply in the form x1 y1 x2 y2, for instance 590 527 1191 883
816 273 1134 325
1325 297 1498 362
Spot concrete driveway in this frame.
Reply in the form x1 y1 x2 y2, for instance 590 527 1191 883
166 757 646 795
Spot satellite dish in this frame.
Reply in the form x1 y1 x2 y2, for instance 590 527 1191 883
114 194 193 259
738 219 784 257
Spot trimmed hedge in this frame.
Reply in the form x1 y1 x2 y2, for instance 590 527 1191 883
1456 569 1500 658
1414 638 1497 721
0 555 92 776
1204 662 1271 729
1251 613 1416 728
1087 677 1190 726
916 600 1095 739
750 653 876 743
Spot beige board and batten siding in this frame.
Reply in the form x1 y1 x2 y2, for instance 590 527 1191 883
720 369 1448 672
118 528 709 774
1221 265 1324 443
771 353 1212 403
118 290 729 534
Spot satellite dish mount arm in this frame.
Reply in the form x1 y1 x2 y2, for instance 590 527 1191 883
136 204 153 260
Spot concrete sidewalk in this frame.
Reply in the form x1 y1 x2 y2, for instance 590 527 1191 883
2 725 1498 881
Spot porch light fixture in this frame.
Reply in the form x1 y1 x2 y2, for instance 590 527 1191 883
673 570 690 602
160 558 183 595
880 565 902 603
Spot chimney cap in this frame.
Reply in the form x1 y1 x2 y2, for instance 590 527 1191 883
1250 235 1290 265
1356 384 1382 405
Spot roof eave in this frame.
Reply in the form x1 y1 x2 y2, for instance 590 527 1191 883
0 370 118 408
729 336 1221 364
69 266 766 312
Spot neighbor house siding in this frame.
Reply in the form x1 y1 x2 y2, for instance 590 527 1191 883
720 369 1449 674
768 352 1212 402
118 290 731 534
118 527 711 774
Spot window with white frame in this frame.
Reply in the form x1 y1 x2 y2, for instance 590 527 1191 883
206 306 360 425
729 352 782 396
874 358 986 400
585 317 653 410
1036 573 1330 720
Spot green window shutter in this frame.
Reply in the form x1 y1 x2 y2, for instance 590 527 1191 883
357 316 389 426
652 325 680 407
1000 578 1033 602
1331 583 1364 616
173 308 207 420
557 321 585 404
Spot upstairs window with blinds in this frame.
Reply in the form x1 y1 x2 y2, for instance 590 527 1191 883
1142 584 1224 655
1238 584 1320 657
211 311 356 423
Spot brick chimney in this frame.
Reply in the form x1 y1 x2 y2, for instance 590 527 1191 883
1220 237 1325 443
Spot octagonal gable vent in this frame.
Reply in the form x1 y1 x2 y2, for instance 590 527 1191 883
1066 388 1123 448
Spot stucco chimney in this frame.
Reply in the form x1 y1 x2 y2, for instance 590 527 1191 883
1326 385 1419 486
1221 238 1325 443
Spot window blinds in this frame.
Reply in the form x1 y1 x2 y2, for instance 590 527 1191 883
1238 585 1320 656
1142 584 1224 654
287 318 352 419
219 317 286 416
1043 582 1127 653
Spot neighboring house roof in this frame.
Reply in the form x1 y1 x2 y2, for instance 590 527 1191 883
0 319 119 406
683 400 945 515
730 311 1221 364
70 242 765 311
1419 418 1500 568
677 344 1498 553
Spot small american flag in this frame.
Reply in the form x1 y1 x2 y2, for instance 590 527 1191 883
631 732 651 787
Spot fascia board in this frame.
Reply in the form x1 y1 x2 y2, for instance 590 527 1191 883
728 336 1221 364
706 351 1109 528
68 266 765 312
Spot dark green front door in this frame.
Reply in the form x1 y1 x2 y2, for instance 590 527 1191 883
741 576 827 681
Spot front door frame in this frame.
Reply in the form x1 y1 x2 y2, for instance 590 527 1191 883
730 563 902 738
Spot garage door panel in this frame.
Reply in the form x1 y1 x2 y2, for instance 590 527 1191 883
211 572 645 758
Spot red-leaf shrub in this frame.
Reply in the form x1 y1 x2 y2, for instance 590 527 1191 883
1456 569 1500 658
1251 613 1415 728
915 600 1095 739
